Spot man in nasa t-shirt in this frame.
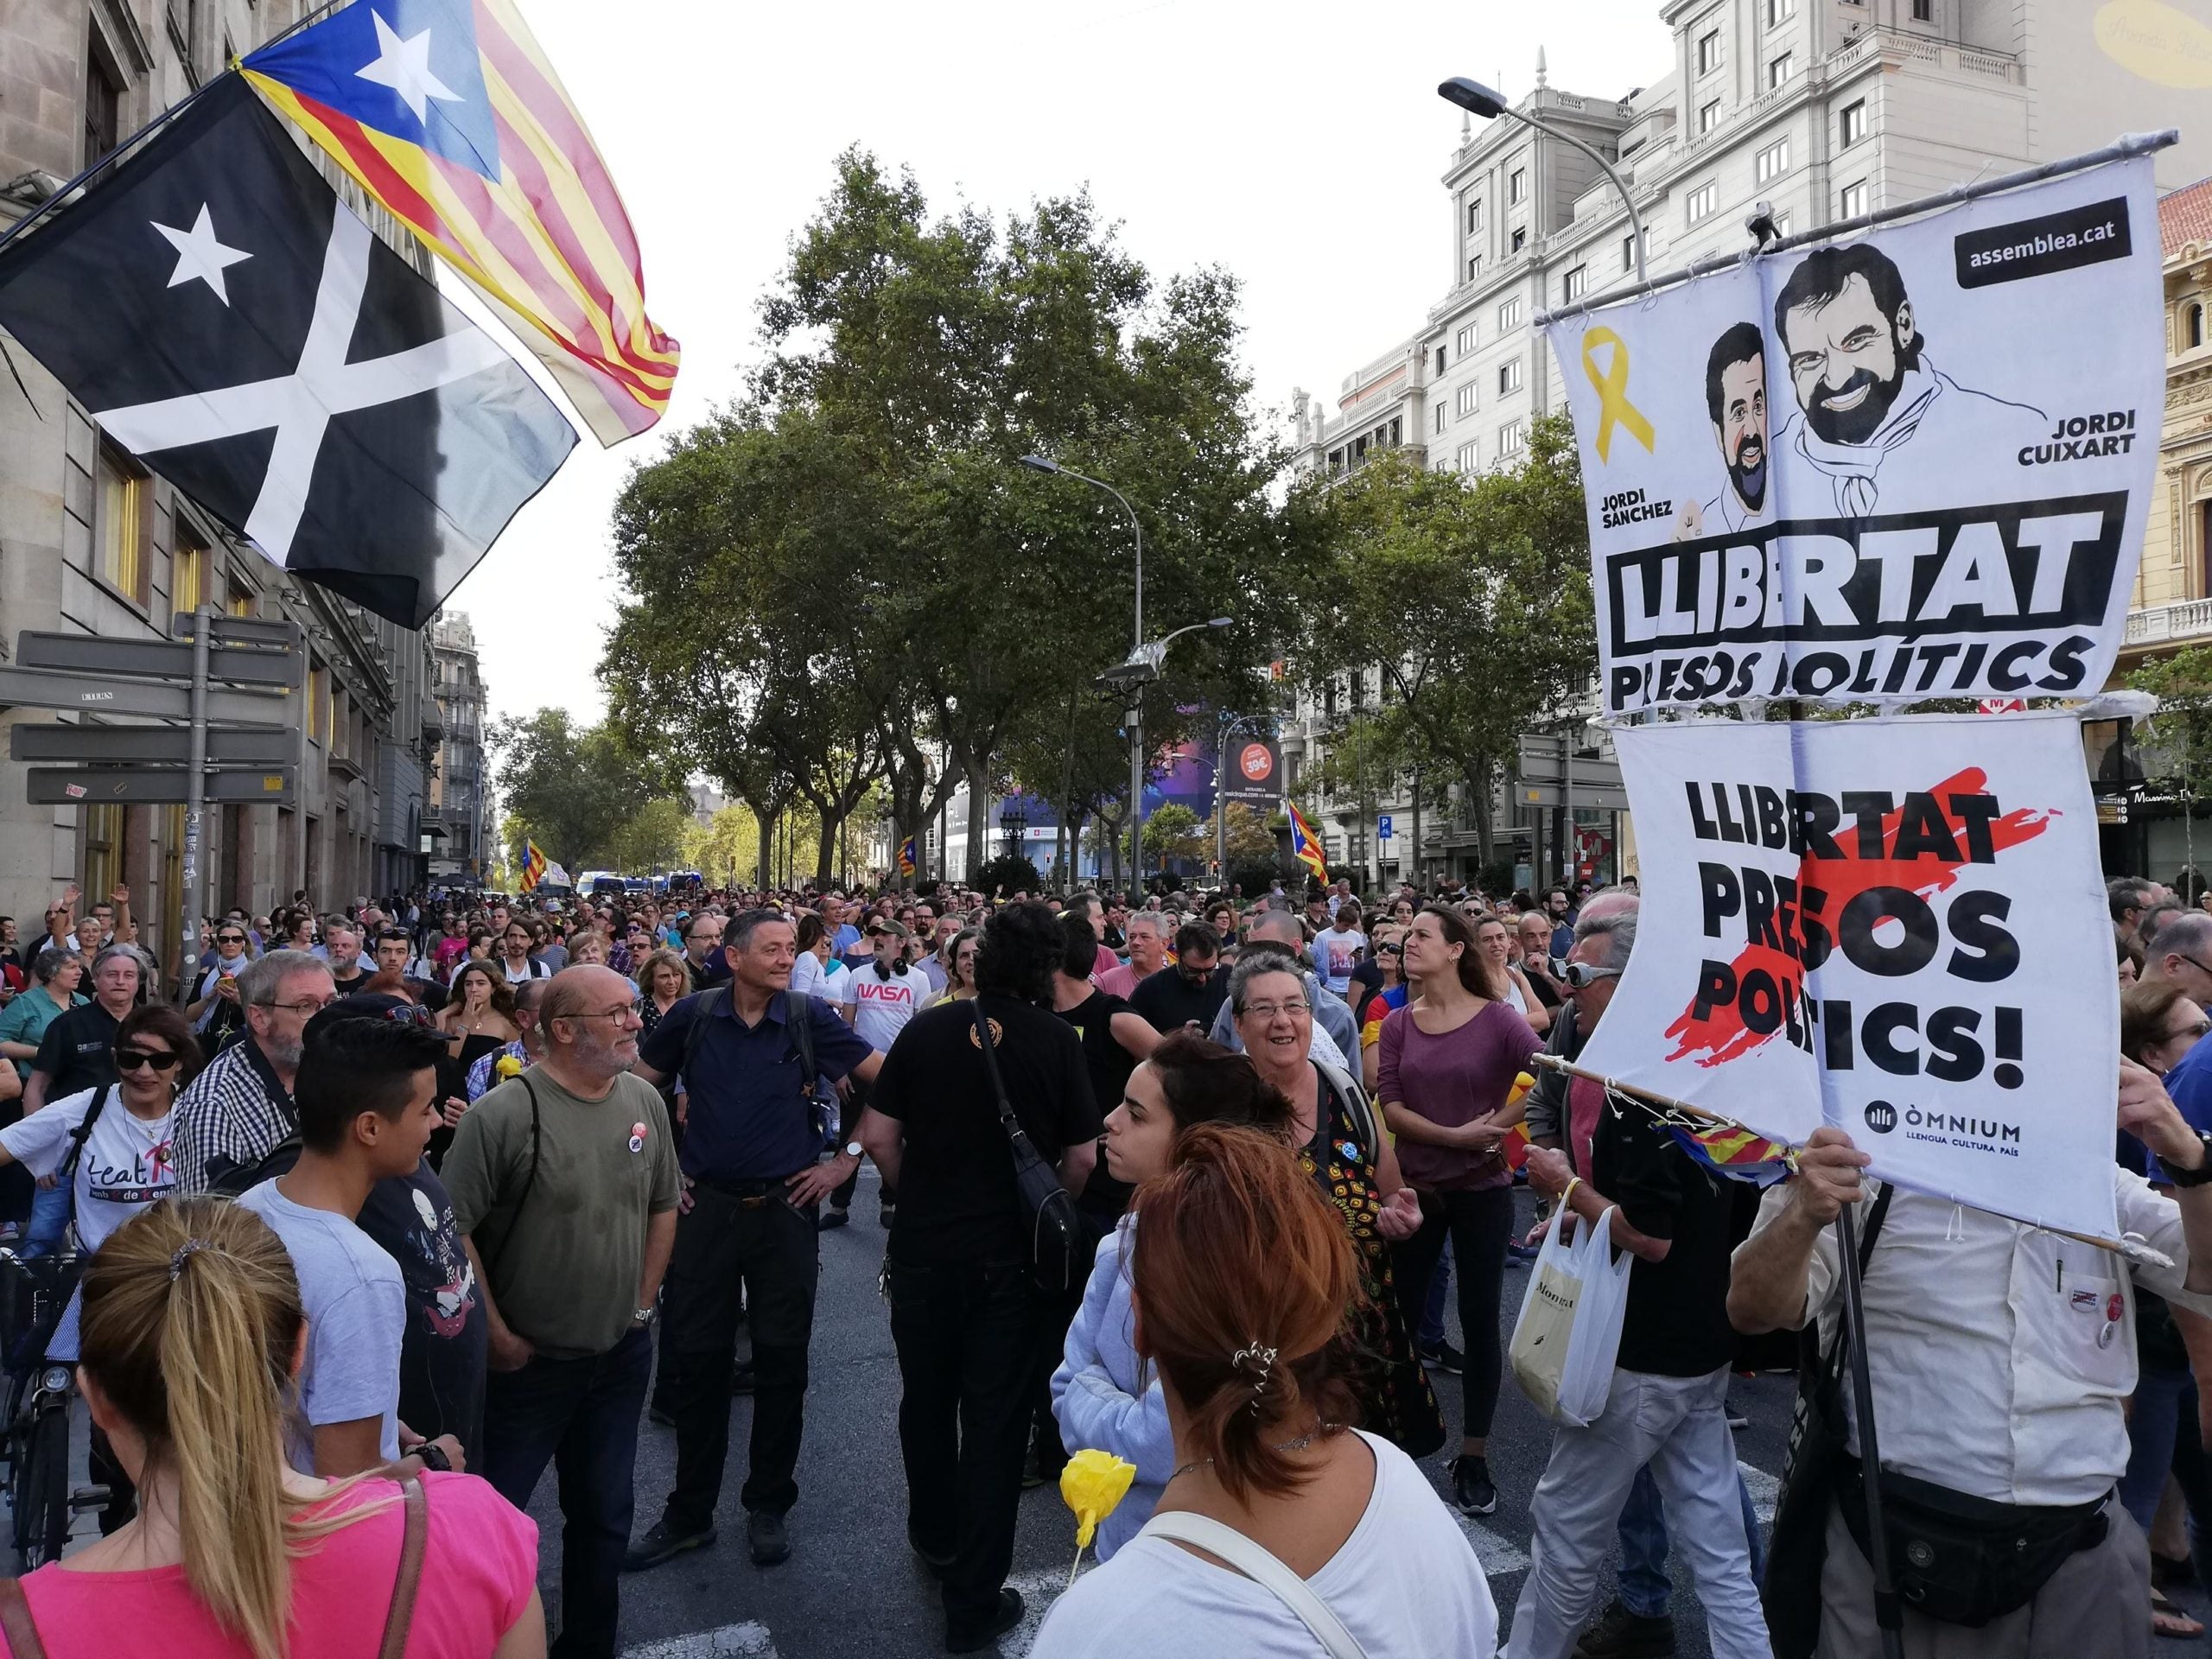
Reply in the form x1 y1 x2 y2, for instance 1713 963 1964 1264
826 921 924 1230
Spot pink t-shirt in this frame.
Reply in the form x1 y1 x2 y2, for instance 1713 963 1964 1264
1376 998 1541 1193
12 1472 536 1659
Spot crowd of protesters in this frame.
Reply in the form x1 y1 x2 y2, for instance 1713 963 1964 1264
0 861 2202 1656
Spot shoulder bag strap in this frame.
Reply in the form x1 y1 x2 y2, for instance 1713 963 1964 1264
1136 1510 1370 1659
1820 1181 1896 1387
59 1084 112 1182
0 1578 47 1659
376 1473 429 1659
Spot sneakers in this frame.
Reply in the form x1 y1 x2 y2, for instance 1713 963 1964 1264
818 1205 850 1230
1726 1399 1751 1431
624 1519 715 1572
1572 1598 1676 1659
1450 1454 1497 1516
1417 1337 1465 1375
880 1200 898 1229
946 1588 1025 1654
747 1509 791 1566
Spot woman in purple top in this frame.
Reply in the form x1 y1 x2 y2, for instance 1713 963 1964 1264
1378 905 1541 1518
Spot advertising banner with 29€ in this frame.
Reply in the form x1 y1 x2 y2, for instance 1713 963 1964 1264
1542 157 2164 719
1575 712 2119 1244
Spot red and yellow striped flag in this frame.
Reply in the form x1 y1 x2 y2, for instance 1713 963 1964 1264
245 0 678 445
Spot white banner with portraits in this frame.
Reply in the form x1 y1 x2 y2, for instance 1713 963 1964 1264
1542 157 2164 719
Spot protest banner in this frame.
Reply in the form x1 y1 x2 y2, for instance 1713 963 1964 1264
1576 711 2120 1244
1542 158 2164 719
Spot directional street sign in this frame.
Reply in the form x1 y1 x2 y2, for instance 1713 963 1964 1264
16 631 301 688
26 768 296 807
1516 733 1624 791
10 724 295 766
171 613 303 650
1516 782 1632 812
0 665 289 726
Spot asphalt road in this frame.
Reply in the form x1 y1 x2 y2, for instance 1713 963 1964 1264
562 1172 1803 1659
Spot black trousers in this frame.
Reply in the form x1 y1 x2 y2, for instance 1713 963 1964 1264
1389 1184 1513 1440
659 1181 818 1531
889 1256 1041 1630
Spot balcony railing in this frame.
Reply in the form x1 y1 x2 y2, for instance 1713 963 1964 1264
2126 598 2212 649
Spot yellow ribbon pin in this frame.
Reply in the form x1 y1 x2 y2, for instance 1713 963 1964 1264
1581 327 1656 463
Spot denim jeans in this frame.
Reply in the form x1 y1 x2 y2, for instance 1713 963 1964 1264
2120 1353 2212 1599
19 1181 69 1260
1504 1365 1769 1659
1615 1460 1769 1619
483 1325 653 1659
888 1255 1041 1633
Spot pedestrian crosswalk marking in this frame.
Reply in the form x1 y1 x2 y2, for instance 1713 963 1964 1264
1740 1459 1781 1525
1459 1515 1533 1576
620 1621 778 1658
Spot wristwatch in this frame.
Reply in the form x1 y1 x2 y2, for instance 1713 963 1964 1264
414 1441 452 1473
2165 1131 2212 1188
632 1305 658 1327
843 1141 865 1160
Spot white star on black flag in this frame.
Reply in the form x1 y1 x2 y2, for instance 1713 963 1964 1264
0 75 575 627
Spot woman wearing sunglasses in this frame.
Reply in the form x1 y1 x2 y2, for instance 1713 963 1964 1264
0 1004 200 1535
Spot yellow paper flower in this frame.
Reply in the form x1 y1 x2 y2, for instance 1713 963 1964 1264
494 1053 524 1080
1060 1448 1137 1549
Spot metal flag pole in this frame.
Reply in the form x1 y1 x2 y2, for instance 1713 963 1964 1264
177 603 212 1001
1836 1201 1906 1659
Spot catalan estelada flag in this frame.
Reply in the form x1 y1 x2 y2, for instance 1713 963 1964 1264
519 838 548 892
1287 801 1330 885
243 0 678 445
898 837 918 877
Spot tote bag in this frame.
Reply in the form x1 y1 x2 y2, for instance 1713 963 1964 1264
1508 1204 1635 1427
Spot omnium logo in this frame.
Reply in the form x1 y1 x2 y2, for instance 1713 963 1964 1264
1865 1099 2022 1147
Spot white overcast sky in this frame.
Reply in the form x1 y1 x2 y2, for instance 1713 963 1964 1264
457 0 1671 725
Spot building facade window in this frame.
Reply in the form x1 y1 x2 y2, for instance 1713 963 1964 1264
82 806 122 905
308 665 327 745
1456 441 1479 473
1757 138 1789 184
226 579 256 617
1499 419 1526 456
1435 346 1446 375
1434 404 1447 434
1911 0 1933 18
1455 322 1478 355
1768 0 1796 21
1510 226 1527 252
83 44 118 168
1498 358 1523 394
1562 264 1587 302
1509 168 1527 204
1498 296 1522 328
1456 382 1479 417
1687 180 1719 222
1466 256 1481 283
95 444 146 605
1466 198 1482 232
1771 211 1792 238
1840 179 1870 219
1769 53 1793 88
1697 29 1721 73
1700 99 1721 134
173 526 207 615
2190 302 2206 350
1840 100 1866 146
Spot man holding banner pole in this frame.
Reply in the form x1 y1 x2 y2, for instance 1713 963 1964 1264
1730 1060 2212 1658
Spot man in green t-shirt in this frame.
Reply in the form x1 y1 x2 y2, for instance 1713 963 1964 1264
445 963 678 1659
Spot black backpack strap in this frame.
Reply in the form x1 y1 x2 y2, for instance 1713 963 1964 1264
676 990 715 1092
480 1076 543 1275
1820 1181 1895 1383
785 991 817 1093
59 1084 113 1182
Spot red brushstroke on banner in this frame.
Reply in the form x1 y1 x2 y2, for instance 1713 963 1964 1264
1663 768 2055 1066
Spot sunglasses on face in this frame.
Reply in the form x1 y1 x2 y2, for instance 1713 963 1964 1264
1560 961 1622 989
116 1048 181 1073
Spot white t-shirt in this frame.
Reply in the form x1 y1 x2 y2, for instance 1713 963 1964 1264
848 963 927 1052
1032 1431 1497 1659
0 1086 175 1252
501 956 550 984
791 951 835 999
1318 928 1366 995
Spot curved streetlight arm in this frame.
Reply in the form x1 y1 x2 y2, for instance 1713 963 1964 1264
1439 76 1647 288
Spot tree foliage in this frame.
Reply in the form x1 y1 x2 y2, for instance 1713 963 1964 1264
1287 421 1594 866
1141 803 1204 869
2132 647 2212 804
489 709 679 876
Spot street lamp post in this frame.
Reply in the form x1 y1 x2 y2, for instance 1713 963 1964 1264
1438 77 1648 289
1021 454 1147 889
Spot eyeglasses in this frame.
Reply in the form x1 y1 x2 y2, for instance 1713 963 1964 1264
1244 1000 1311 1020
1560 962 1622 989
2167 1017 2212 1044
115 1048 181 1073
564 1000 645 1022
260 995 339 1017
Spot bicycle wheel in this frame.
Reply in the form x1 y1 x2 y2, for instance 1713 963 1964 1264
16 1402 67 1567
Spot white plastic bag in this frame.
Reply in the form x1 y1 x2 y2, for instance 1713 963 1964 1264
1508 1204 1635 1427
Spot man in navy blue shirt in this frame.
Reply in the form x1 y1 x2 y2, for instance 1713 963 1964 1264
626 909 880 1572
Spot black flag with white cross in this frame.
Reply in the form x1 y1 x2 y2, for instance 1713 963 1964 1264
0 74 575 628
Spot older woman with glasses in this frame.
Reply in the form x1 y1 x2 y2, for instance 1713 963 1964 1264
1227 955 1441 1458
0 947 86 1082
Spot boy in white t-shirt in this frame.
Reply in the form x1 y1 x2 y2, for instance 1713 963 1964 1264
1318 909 1367 996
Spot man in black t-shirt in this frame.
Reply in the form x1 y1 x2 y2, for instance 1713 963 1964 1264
24 945 137 1109
1127 922 1227 1034
857 902 1100 1655
1510 910 1772 1659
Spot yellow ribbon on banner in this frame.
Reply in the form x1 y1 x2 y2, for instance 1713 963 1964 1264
1581 327 1656 463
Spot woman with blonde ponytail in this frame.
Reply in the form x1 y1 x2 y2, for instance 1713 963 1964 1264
1032 1126 1497 1659
0 1197 543 1659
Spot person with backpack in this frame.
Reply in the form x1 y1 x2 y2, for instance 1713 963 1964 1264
623 910 878 1575
442 965 678 1659
0 1003 198 1537
1230 957 1440 1459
